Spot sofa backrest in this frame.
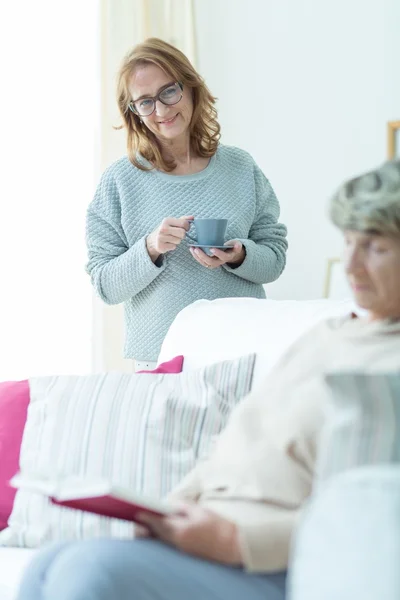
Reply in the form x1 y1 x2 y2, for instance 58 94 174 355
158 297 357 388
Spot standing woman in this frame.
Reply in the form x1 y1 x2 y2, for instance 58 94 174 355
85 38 288 369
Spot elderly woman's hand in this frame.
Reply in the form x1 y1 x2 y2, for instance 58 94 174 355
190 240 246 269
135 503 243 566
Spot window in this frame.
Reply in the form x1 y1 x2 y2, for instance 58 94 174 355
0 1 99 379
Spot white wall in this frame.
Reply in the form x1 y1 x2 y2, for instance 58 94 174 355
194 0 400 300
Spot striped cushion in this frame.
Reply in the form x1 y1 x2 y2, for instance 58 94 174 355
0 354 255 547
317 372 400 482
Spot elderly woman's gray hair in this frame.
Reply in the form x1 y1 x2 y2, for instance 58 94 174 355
330 159 400 236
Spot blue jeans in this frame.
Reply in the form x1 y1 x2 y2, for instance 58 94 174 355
16 538 286 600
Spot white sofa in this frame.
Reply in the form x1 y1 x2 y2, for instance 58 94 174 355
158 296 356 388
0 296 355 600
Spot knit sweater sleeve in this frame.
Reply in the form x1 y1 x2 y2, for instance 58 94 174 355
223 165 288 284
85 169 166 305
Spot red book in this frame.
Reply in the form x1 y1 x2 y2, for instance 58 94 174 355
10 473 174 524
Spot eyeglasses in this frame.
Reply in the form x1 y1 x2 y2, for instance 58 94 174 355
128 82 183 117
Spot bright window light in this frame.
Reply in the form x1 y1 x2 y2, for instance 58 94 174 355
0 1 100 379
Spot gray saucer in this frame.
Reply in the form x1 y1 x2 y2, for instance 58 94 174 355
188 244 234 257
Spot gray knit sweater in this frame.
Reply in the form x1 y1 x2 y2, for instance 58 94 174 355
85 145 288 360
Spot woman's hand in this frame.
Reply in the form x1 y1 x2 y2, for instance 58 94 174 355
146 215 193 262
190 240 246 269
135 503 243 566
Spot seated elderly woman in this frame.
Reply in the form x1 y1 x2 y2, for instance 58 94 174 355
17 159 400 600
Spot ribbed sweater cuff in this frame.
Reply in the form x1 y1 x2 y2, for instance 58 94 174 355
222 239 265 283
98 236 166 304
122 235 167 294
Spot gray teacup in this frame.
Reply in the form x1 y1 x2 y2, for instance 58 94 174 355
186 218 228 255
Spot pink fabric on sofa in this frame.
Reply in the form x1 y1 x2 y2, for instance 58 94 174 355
137 355 184 374
0 380 30 529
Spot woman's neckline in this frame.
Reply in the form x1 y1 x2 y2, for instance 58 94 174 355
137 150 218 182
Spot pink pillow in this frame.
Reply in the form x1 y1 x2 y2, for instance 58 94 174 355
0 380 30 530
137 355 184 374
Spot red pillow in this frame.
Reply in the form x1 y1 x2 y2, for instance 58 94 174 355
0 380 30 530
137 355 184 374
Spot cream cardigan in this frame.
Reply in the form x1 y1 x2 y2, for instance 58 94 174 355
169 315 400 572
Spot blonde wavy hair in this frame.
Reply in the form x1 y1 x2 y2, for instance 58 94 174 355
116 38 221 172
330 159 400 236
